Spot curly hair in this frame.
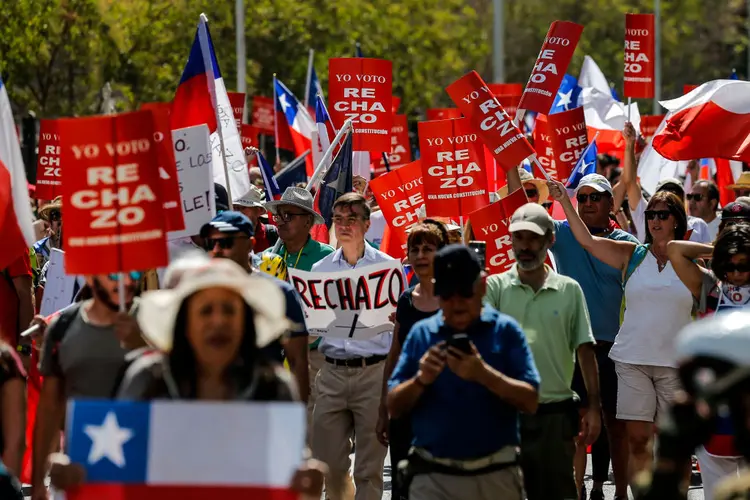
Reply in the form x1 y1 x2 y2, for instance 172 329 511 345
711 224 750 282
407 220 449 251
644 191 688 243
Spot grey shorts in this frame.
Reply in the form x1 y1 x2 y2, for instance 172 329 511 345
614 361 682 422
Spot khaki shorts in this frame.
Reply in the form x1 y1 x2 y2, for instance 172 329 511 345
614 361 682 422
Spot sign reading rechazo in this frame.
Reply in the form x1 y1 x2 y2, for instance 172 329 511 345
289 261 405 340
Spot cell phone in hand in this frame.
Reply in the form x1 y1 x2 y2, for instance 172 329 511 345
468 240 486 270
446 333 472 354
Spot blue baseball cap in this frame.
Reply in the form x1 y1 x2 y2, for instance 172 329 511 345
199 211 254 238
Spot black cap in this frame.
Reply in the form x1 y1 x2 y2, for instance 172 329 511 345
214 183 229 212
199 211 254 238
433 244 482 298
722 199 750 221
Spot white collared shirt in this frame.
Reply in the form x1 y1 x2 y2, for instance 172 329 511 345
312 242 395 359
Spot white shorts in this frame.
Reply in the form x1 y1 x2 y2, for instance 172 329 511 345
614 361 682 422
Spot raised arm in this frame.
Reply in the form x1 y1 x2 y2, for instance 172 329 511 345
666 240 713 298
620 122 642 211
547 179 636 272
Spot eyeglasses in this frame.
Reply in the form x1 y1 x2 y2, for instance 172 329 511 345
576 192 606 204
107 271 144 281
686 193 704 202
333 215 365 227
525 189 539 199
273 212 308 223
645 210 672 221
204 237 241 250
725 262 750 273
49 210 61 222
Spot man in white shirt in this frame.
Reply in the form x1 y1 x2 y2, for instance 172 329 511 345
311 192 393 500
688 180 721 241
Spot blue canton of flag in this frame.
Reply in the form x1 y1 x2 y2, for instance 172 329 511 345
318 133 353 228
549 74 582 114
316 94 331 124
565 139 598 190
258 151 282 201
610 86 621 102
730 68 739 80
307 66 324 108
355 43 364 58
274 78 303 125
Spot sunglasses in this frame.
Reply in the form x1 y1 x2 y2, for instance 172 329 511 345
725 262 750 273
576 192 606 204
686 193 704 202
204 237 240 250
525 189 539 199
645 210 672 221
273 212 308 223
107 271 144 281
49 210 61 222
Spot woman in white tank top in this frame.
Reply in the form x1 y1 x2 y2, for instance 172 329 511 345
549 181 693 484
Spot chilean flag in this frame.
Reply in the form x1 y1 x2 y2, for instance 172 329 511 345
0 76 35 271
652 80 750 163
64 400 305 500
274 78 315 176
565 139 598 190
257 151 281 201
312 94 334 172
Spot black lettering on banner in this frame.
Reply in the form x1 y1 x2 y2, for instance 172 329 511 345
308 279 324 310
354 276 372 310
323 279 338 310
292 276 313 308
388 268 406 305
369 268 390 309
337 278 355 310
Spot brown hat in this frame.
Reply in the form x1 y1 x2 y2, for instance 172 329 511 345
727 172 750 191
496 168 549 204
38 196 62 221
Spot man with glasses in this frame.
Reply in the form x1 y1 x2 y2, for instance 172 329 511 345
199 211 310 403
688 180 721 241
234 185 278 253
31 271 146 500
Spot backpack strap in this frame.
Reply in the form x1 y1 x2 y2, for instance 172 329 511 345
47 302 83 346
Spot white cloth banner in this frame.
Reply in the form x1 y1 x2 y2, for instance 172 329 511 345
288 261 405 340
169 125 216 241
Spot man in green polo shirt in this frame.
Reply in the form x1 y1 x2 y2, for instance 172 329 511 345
484 203 600 500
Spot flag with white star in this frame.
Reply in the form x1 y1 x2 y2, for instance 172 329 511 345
565 139 598 190
65 399 305 499
549 74 582 115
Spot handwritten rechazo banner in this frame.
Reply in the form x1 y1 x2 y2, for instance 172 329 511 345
624 14 655 99
468 188 527 275
289 261 405 340
369 160 424 255
35 120 62 200
518 21 584 115
375 114 411 176
640 115 664 143
547 106 588 183
418 118 489 217
227 92 246 129
532 114 558 180
426 108 462 121
328 58 393 153
59 111 168 274
251 96 275 134
446 71 536 171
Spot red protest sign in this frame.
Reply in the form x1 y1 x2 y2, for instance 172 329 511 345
251 96 275 134
624 14 655 99
418 118 489 217
426 108 462 121
392 96 401 114
518 21 584 115
446 71 536 171
141 103 184 232
640 115 664 143
489 83 523 117
468 188 527 275
227 92 246 129
58 111 168 274
375 114 411 176
328 58 392 153
532 114 558 180
35 120 62 200
369 160 424 255
547 107 588 183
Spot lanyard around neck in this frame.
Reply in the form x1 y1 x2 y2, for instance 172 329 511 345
284 247 303 269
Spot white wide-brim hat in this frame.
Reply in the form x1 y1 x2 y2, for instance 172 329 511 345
137 259 291 352
265 186 325 225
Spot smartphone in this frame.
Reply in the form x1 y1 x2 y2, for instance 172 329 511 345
446 333 472 354
468 240 487 269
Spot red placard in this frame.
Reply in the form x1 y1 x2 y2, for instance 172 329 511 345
328 58 393 153
227 92 246 129
426 108 462 121
532 114 558 180
488 83 524 97
547 107 588 183
683 84 699 95
640 114 664 142
468 188 527 275
375 114 411 176
369 160 424 255
418 118 489 217
624 14 655 99
35 120 62 200
58 111 168 274
251 96 275 134
141 103 184 232
518 21 584 115
392 96 401 114
446 71 536 171
241 124 260 167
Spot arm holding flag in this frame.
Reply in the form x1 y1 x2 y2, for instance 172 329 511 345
621 122 641 211
547 179 637 273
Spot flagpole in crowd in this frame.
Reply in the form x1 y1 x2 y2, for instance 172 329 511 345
304 49 314 108
235 0 248 124
653 0 662 114
492 0 505 83
273 74 281 164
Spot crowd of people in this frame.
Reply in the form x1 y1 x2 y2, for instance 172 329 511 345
2 127 750 500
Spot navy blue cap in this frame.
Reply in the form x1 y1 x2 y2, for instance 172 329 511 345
200 211 254 238
433 244 482 298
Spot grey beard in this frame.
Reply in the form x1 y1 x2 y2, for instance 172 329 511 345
516 253 546 271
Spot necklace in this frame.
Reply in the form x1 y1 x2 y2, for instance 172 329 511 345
651 249 668 272
283 247 303 269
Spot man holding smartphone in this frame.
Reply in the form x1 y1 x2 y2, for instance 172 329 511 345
387 245 540 500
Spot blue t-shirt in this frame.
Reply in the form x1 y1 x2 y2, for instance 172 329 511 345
388 306 540 460
551 220 639 342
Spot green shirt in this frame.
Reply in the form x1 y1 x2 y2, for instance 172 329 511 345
484 265 594 404
268 236 334 272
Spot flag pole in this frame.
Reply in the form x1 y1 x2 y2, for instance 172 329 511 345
530 155 553 181
304 49 314 108
627 97 632 122
273 74 281 165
